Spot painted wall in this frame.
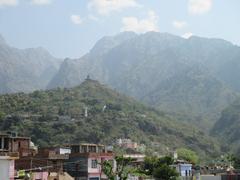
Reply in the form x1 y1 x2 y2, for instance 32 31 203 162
32 172 48 180
0 157 15 180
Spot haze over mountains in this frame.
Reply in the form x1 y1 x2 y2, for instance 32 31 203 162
0 35 62 94
48 32 240 127
1 32 240 133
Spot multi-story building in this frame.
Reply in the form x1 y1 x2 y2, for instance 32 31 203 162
64 143 115 180
0 131 35 158
15 147 70 173
0 132 24 180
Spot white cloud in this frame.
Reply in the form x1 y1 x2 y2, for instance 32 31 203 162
31 0 51 5
88 0 140 15
70 15 83 25
172 21 187 29
188 0 212 15
121 10 159 33
0 0 18 7
88 14 99 22
182 32 193 39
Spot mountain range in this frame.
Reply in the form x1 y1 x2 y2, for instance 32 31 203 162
48 32 240 128
0 34 62 94
1 32 240 152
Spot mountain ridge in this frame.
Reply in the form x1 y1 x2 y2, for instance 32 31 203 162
48 32 240 129
0 34 63 94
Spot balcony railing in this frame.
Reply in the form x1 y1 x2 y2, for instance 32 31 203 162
0 151 19 158
48 154 69 160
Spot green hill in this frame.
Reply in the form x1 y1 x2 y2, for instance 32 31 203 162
211 98 240 153
0 79 220 159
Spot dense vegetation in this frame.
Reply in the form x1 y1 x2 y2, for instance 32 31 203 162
140 156 179 180
177 148 199 164
0 79 220 159
211 98 240 153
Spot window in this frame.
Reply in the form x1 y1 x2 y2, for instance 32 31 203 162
89 178 99 180
91 160 98 168
89 146 96 153
81 145 87 153
4 138 8 149
71 145 80 153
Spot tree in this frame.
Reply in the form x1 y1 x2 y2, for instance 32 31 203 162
140 156 179 180
177 148 199 164
0 111 5 125
153 164 179 180
228 154 240 169
102 155 133 180
0 111 5 119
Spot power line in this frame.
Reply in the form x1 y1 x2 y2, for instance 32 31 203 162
18 159 85 172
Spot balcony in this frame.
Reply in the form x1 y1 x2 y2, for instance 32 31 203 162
48 153 69 160
0 151 19 159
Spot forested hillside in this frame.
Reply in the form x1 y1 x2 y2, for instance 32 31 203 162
212 98 240 153
0 79 220 159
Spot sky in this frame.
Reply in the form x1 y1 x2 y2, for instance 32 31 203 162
0 0 240 58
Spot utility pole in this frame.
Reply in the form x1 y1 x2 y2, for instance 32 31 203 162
30 157 32 172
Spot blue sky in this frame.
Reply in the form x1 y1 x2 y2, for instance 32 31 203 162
0 0 240 58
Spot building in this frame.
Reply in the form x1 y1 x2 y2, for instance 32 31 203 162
116 138 138 150
0 131 36 158
0 152 19 180
15 147 71 179
64 143 115 180
172 161 192 177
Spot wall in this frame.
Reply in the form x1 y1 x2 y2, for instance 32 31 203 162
0 157 15 180
200 176 221 180
32 172 48 180
12 139 29 152
88 157 101 174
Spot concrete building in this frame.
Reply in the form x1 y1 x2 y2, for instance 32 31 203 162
64 143 115 180
173 163 192 177
15 147 70 175
0 153 18 180
0 131 35 158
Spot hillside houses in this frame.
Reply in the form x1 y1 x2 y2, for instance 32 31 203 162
1 132 240 180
